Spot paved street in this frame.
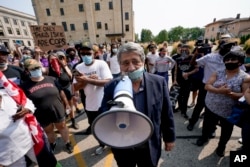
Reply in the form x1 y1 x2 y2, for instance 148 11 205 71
53 100 242 167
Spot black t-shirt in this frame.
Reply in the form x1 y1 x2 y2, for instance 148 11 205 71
3 65 27 85
48 67 71 88
21 76 64 114
175 56 194 82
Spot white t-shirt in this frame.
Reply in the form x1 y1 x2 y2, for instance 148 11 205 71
75 60 113 111
146 53 159 73
0 90 35 166
107 53 121 74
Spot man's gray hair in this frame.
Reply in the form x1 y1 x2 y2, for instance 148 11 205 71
117 42 145 63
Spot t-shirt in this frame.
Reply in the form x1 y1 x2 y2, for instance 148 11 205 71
21 76 64 115
107 54 120 74
155 56 175 72
75 60 113 111
3 65 27 85
49 67 71 88
146 53 159 73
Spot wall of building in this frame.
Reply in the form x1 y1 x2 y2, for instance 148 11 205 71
0 6 37 51
32 0 134 45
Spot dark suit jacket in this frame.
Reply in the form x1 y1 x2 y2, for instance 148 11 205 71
99 72 175 166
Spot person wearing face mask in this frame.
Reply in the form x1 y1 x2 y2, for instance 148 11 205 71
98 42 175 167
107 43 121 78
196 51 249 157
0 44 28 85
173 44 196 118
154 47 175 83
73 43 113 155
187 40 237 131
21 59 74 154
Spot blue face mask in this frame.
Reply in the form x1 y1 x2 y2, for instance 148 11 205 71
30 68 42 78
83 55 93 65
127 66 144 82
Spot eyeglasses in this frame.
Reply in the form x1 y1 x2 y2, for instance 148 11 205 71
30 67 40 71
80 52 92 56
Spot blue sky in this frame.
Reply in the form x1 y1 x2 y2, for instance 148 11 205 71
1 0 250 35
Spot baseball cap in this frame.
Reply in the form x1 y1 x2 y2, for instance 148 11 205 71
81 42 93 50
0 45 10 54
24 59 42 70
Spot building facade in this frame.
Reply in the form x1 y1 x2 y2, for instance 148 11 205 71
31 0 135 45
204 14 250 40
0 6 37 51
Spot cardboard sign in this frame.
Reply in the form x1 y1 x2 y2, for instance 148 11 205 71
29 25 68 51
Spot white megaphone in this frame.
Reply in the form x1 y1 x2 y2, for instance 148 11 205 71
92 75 154 148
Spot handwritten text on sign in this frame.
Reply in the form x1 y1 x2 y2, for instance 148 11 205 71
30 25 67 51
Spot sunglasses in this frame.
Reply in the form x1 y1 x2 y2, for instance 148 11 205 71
80 52 92 56
30 67 40 71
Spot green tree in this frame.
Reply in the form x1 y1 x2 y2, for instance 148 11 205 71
168 26 185 42
154 30 168 44
140 29 154 43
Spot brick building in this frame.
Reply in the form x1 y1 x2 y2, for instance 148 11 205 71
31 0 135 45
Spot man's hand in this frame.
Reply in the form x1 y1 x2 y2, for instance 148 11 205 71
12 106 30 122
164 142 175 151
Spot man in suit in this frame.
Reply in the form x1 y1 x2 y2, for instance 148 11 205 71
98 42 175 167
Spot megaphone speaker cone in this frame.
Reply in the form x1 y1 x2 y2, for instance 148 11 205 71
92 109 154 149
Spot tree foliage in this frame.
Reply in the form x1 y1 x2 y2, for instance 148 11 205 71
154 30 168 44
137 26 204 43
140 29 154 43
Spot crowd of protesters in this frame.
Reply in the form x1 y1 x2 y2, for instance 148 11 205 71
1 35 250 166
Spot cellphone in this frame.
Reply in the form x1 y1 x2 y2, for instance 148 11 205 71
72 69 81 76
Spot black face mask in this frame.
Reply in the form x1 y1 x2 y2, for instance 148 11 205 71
225 62 239 70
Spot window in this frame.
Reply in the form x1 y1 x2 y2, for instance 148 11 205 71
60 0 64 2
0 29 4 36
125 12 129 20
70 24 75 31
7 27 13 34
13 19 18 25
62 22 68 31
16 28 21 35
212 27 214 31
96 22 102 29
21 21 25 26
44 23 48 25
23 29 28 36
79 4 84 12
125 24 129 32
109 2 113 9
105 23 108 30
83 23 88 30
51 22 56 25
60 8 64 15
95 3 100 11
28 41 31 46
4 17 9 24
46 8 51 16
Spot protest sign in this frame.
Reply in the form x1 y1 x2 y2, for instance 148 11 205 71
29 25 68 51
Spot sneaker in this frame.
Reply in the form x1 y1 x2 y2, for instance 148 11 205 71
81 126 91 135
187 123 194 131
181 113 189 119
215 146 225 157
238 138 242 144
72 122 79 130
65 142 73 154
95 146 105 155
196 137 208 146
50 142 57 153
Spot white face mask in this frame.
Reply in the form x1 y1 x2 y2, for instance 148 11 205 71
30 68 42 78
112 48 118 53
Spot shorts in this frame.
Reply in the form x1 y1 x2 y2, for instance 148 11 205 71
62 84 74 101
34 108 65 128
190 78 202 92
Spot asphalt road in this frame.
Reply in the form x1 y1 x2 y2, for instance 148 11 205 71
53 99 242 167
